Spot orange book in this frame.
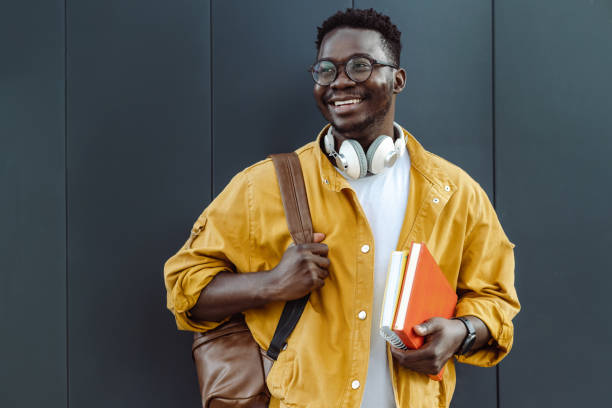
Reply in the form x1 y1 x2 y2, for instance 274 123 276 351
392 242 458 381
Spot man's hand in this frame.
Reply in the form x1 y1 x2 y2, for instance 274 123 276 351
266 232 330 302
190 233 328 322
390 317 466 376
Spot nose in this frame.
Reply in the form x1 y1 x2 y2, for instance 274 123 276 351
330 67 355 89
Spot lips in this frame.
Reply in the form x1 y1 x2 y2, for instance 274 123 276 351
332 98 361 106
327 93 365 103
327 95 365 114
331 99 361 114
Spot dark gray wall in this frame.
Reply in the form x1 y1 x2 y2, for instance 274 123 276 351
3 0 610 407
495 1 612 406
358 0 494 194
0 1 67 407
211 0 350 193
66 1 210 406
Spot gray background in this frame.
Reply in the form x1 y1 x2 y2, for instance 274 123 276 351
1 0 610 407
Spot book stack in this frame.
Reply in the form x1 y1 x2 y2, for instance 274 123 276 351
379 242 458 380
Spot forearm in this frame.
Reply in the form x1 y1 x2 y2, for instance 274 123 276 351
189 270 278 322
461 315 491 352
189 237 329 323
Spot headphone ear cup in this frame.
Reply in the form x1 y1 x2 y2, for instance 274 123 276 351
339 139 368 179
367 135 395 174
323 130 335 155
394 135 404 152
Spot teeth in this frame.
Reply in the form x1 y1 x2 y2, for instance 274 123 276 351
334 99 361 106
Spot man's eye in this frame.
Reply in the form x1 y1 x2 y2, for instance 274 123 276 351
353 62 370 69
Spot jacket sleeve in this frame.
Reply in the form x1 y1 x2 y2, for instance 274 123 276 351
163 172 253 332
454 186 520 367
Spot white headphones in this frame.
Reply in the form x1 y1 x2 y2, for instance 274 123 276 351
323 123 405 179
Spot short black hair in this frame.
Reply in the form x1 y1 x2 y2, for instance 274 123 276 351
316 8 402 66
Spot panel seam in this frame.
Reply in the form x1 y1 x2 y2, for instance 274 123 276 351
64 0 69 406
492 0 497 210
492 0 500 407
210 0 214 201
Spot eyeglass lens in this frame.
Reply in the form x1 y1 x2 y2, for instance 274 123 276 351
313 57 373 86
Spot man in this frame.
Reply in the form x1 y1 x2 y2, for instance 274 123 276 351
165 8 519 408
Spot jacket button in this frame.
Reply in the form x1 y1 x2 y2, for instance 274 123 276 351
358 310 367 320
360 244 370 253
433 198 440 204
351 380 360 389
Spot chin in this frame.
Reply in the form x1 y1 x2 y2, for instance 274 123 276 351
322 99 392 135
329 113 377 134
332 121 372 134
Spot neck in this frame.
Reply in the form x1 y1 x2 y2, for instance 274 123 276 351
332 111 396 152
332 121 395 152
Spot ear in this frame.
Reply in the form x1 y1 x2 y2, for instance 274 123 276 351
393 68 407 94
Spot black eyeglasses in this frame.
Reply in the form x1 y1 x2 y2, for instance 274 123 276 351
309 55 398 86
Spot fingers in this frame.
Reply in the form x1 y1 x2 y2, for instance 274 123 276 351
290 232 325 247
390 344 431 363
307 253 330 269
313 232 326 243
311 274 326 289
288 232 326 251
390 343 445 375
308 259 329 278
390 318 462 376
297 242 329 257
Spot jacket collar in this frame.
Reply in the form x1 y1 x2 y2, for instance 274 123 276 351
314 123 457 193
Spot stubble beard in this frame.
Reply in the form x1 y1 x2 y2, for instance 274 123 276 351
330 95 393 135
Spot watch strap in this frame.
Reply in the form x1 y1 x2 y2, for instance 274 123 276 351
453 316 476 355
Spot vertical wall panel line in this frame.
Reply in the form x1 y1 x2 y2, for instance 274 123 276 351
64 0 70 406
491 0 496 209
497 364 501 408
492 0 500 406
210 0 214 201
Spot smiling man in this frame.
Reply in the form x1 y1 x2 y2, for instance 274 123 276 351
165 8 519 408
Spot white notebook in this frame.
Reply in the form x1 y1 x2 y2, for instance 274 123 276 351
379 251 408 350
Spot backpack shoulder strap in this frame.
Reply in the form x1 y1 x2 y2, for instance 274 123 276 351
266 152 313 360
269 152 313 245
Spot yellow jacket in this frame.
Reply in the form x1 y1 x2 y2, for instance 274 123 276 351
164 126 520 408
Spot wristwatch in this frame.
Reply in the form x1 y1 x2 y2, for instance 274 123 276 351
453 316 476 355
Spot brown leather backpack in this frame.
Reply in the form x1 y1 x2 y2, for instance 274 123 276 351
191 153 313 408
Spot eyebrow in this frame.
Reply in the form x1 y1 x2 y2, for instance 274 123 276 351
316 53 373 63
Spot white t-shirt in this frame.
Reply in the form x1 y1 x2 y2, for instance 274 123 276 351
337 127 410 408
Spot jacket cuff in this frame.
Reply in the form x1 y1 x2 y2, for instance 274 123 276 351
175 310 231 332
169 266 230 332
454 297 514 367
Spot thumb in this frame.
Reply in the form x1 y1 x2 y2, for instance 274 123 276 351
313 232 326 243
414 318 440 336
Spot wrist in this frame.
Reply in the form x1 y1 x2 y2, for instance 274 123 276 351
258 269 283 303
451 319 467 354
453 316 477 355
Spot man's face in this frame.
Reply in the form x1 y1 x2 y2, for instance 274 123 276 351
313 27 397 135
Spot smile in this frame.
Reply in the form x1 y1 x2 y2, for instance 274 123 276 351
329 98 364 114
332 99 362 106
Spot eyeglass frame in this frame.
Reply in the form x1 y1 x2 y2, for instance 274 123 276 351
308 54 399 86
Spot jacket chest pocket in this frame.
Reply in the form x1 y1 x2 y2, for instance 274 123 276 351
399 186 452 251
